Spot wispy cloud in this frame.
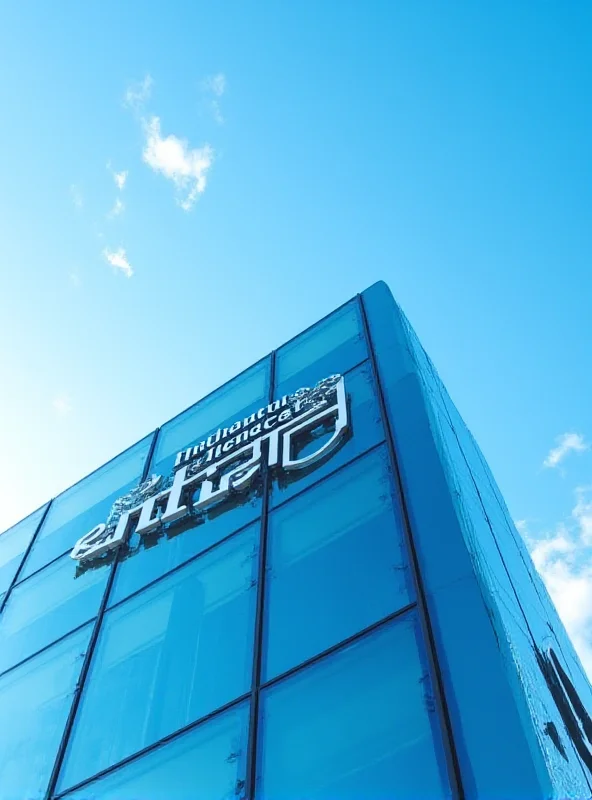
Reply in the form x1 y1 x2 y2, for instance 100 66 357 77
527 498 592 678
69 184 83 209
107 162 128 191
103 247 133 278
53 394 73 415
142 116 214 210
123 74 153 113
69 272 81 287
202 73 226 124
544 432 589 468
108 198 125 218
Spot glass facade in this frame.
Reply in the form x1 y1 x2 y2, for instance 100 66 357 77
1 283 591 800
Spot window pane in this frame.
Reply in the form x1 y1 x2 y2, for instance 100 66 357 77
111 486 261 607
271 361 383 508
21 435 155 579
274 301 366 397
0 624 91 800
58 528 258 792
0 504 47 595
61 703 248 800
152 359 271 476
0 553 109 674
264 447 413 680
257 616 450 800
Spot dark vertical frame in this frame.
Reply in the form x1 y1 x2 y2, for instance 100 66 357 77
0 501 52 616
244 350 276 800
358 293 465 800
44 427 161 800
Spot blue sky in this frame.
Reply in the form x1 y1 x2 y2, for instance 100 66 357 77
0 3 591 666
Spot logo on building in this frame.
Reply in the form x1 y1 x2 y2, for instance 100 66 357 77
71 374 349 563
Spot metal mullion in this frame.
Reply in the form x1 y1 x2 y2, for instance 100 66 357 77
44 427 160 800
53 690 251 799
358 294 465 799
0 500 52 615
244 350 276 800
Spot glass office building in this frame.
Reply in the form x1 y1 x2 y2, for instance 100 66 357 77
1 280 592 800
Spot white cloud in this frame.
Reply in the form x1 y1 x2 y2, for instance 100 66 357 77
543 432 588 468
124 74 153 112
108 198 125 218
142 116 214 210
527 488 592 678
53 394 73 415
69 272 81 287
103 247 133 278
69 184 83 209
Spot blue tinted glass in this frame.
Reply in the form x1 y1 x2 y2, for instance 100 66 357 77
22 435 155 579
275 301 366 397
61 703 248 800
0 624 91 800
111 488 261 607
58 528 258 792
264 447 413 680
271 361 383 508
0 553 109 674
152 359 271 476
0 504 46 595
257 616 449 800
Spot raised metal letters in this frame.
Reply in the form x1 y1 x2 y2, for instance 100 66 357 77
71 374 349 563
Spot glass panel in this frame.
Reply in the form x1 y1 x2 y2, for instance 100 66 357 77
264 447 413 680
152 359 271 477
21 434 155 579
61 703 248 800
0 624 91 800
58 528 258 792
271 361 383 508
0 553 109 674
0 504 47 595
111 487 261 607
257 616 450 800
274 301 366 398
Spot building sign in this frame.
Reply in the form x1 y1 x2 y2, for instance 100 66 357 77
71 374 349 563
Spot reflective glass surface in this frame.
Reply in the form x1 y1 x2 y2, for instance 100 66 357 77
0 504 47 595
257 616 449 800
152 358 271 476
58 528 258 792
61 703 249 800
264 447 412 680
275 301 366 398
0 624 91 800
0 553 109 674
111 487 261 607
21 435 154 579
271 360 383 508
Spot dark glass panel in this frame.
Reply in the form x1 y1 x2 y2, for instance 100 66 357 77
270 361 383 508
21 435 154 579
0 624 92 800
61 703 248 800
0 552 109 674
0 504 47 595
274 301 366 398
257 616 450 800
58 528 258 792
264 446 413 680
